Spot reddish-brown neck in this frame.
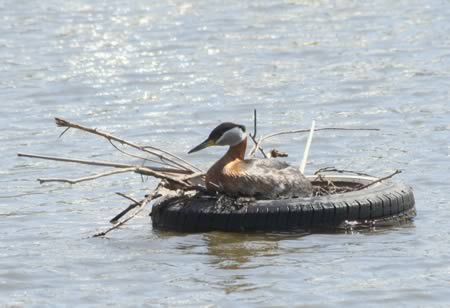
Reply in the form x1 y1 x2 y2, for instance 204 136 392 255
223 138 247 161
205 138 247 190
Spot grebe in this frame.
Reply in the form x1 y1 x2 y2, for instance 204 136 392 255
188 122 313 199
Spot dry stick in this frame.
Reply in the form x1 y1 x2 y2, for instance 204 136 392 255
58 127 70 138
133 167 196 188
110 193 142 224
261 127 379 141
108 139 180 169
93 190 160 237
358 170 402 190
38 168 136 184
115 192 140 204
18 153 201 190
251 109 257 139
41 166 193 188
314 167 373 177
249 135 267 158
109 203 140 225
249 109 267 158
300 120 315 173
249 136 263 158
55 117 190 170
321 175 339 193
109 138 184 170
62 117 196 172
249 127 379 156
141 145 202 173
17 153 191 174
314 174 338 194
54 118 201 173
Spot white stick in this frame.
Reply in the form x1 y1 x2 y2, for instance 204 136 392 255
300 120 315 174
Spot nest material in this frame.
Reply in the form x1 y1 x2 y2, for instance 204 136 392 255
164 176 365 206
311 176 364 196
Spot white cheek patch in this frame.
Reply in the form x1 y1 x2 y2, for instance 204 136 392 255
216 127 246 146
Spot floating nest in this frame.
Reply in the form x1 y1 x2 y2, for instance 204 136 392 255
151 174 415 232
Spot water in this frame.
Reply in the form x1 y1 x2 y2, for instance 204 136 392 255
1 0 449 306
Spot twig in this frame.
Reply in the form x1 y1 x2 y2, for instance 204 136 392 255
38 168 136 184
358 170 402 190
249 136 263 158
18 153 203 189
58 127 70 138
249 127 379 156
252 109 257 139
115 192 140 204
17 153 191 174
317 174 339 194
134 166 194 188
248 109 267 158
109 203 140 224
248 135 267 158
141 145 202 173
108 139 180 169
54 117 202 173
314 167 373 177
93 189 160 237
300 120 315 173
110 193 142 224
262 127 379 141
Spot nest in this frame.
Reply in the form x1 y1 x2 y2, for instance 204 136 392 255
18 115 390 237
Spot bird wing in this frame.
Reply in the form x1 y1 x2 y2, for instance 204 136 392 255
233 159 312 198
243 158 290 170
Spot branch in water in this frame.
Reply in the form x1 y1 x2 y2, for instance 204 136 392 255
93 189 161 238
109 193 142 224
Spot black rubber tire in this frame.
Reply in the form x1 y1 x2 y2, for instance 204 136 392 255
150 175 415 232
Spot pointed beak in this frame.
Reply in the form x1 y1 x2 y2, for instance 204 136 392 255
188 139 215 154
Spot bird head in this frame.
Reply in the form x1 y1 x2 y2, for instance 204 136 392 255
188 122 247 154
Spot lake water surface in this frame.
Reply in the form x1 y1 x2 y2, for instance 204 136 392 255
1 0 449 306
